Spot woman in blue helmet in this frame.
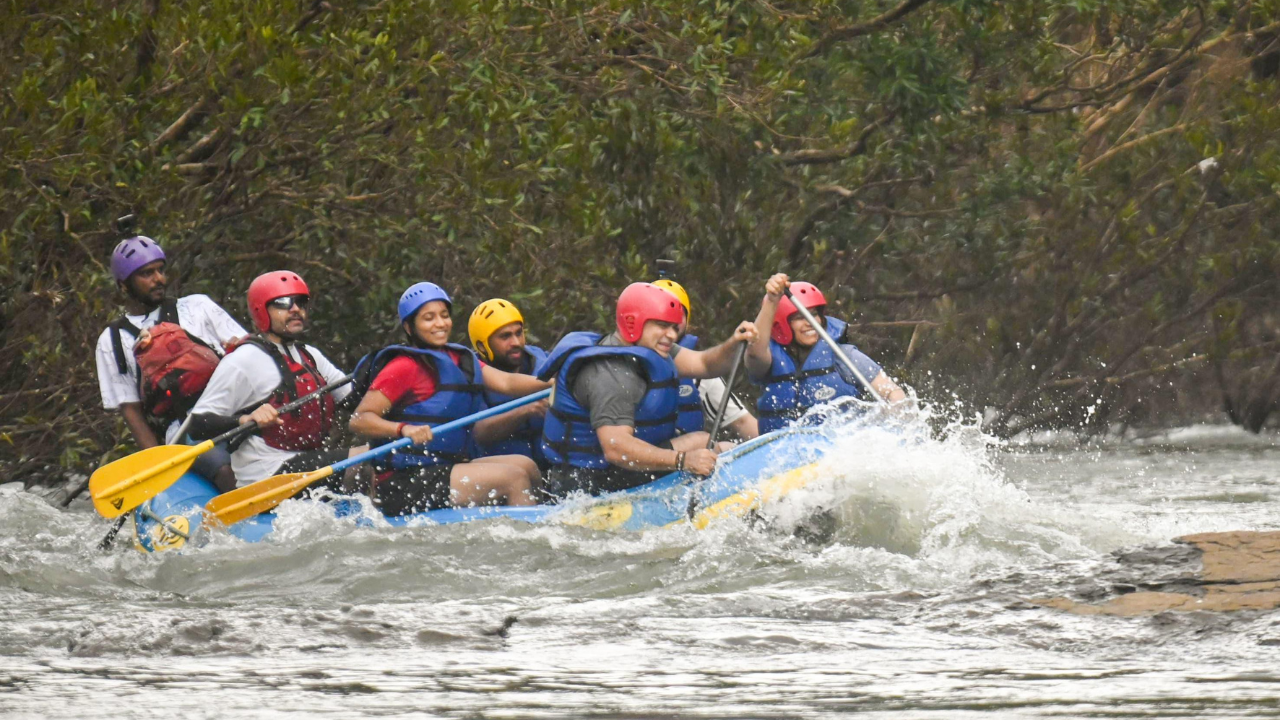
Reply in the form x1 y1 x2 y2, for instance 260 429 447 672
348 282 550 515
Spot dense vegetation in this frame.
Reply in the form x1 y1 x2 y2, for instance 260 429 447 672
4 0 1280 485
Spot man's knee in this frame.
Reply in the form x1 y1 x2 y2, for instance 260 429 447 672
511 455 540 479
190 445 235 489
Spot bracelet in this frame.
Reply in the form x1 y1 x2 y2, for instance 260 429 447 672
675 451 686 471
396 422 408 438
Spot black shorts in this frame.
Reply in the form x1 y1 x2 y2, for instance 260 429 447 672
372 465 455 516
545 465 663 499
273 448 352 499
189 444 232 485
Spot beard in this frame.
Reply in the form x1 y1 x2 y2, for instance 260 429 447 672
125 282 164 309
274 317 308 341
493 348 524 372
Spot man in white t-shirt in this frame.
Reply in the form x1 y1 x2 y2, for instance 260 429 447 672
697 376 758 440
188 271 355 489
95 234 247 488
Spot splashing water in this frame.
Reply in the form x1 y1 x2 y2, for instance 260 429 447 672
4 409 1280 717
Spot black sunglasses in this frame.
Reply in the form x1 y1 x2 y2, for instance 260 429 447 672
268 294 309 311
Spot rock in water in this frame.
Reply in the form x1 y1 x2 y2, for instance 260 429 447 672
1037 531 1280 616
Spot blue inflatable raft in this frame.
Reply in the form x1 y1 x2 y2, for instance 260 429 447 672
131 427 833 553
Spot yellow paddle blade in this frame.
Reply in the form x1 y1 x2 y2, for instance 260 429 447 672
203 466 335 527
89 441 214 519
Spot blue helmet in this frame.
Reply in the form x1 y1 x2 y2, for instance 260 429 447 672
398 282 451 323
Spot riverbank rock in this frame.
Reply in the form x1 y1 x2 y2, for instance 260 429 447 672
1037 531 1280 616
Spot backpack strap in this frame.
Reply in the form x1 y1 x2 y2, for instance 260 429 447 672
158 297 179 324
108 316 144 376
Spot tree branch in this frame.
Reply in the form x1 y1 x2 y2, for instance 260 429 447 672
807 0 935 57
772 116 889 165
149 96 210 153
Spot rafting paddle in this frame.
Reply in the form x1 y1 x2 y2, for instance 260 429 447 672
89 376 352 519
706 342 749 449
204 388 553 527
783 287 889 407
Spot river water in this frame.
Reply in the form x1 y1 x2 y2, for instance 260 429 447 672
3 414 1280 718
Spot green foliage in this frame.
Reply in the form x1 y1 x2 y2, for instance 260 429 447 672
4 0 1280 482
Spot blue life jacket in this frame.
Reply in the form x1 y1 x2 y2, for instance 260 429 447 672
675 334 704 435
358 344 484 469
755 317 869 434
539 332 679 470
473 344 548 462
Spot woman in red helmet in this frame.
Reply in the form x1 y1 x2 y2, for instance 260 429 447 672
538 282 759 497
189 271 356 491
745 274 905 433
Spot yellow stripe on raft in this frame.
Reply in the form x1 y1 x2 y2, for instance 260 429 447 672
562 501 634 531
680 461 826 530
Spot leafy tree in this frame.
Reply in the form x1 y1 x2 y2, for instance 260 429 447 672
4 0 1280 484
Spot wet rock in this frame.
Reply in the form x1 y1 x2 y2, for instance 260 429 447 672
1036 531 1280 616
481 615 518 638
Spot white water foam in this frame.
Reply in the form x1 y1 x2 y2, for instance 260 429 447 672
744 401 1137 592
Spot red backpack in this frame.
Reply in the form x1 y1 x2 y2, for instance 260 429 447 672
133 322 221 422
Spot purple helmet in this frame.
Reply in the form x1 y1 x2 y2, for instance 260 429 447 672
110 236 166 282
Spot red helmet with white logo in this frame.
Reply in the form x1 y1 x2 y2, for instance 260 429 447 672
772 281 826 345
247 271 309 332
616 282 686 343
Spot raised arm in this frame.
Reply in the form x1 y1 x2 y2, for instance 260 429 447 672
746 273 789 380
673 322 758 379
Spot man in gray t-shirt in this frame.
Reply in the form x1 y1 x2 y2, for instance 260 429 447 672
572 332 683 432
543 283 761 497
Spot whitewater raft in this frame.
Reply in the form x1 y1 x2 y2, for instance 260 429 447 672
132 427 834 553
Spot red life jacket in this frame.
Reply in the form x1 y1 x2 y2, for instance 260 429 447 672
237 337 335 451
109 299 221 424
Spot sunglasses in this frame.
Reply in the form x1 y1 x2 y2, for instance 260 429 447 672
268 294 309 311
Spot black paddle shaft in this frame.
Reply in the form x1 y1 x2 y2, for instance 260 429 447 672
706 342 749 450
210 375 352 445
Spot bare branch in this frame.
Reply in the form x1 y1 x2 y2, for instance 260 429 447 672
149 96 210 153
807 0 935 57
1079 123 1191 173
772 116 889 165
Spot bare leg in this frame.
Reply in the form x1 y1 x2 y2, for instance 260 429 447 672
471 454 540 489
341 445 371 494
450 456 539 507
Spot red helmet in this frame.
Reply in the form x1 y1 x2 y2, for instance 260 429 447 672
247 271 310 332
772 281 826 345
616 282 685 343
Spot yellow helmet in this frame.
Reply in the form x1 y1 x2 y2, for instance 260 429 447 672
468 299 525 362
652 279 691 324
